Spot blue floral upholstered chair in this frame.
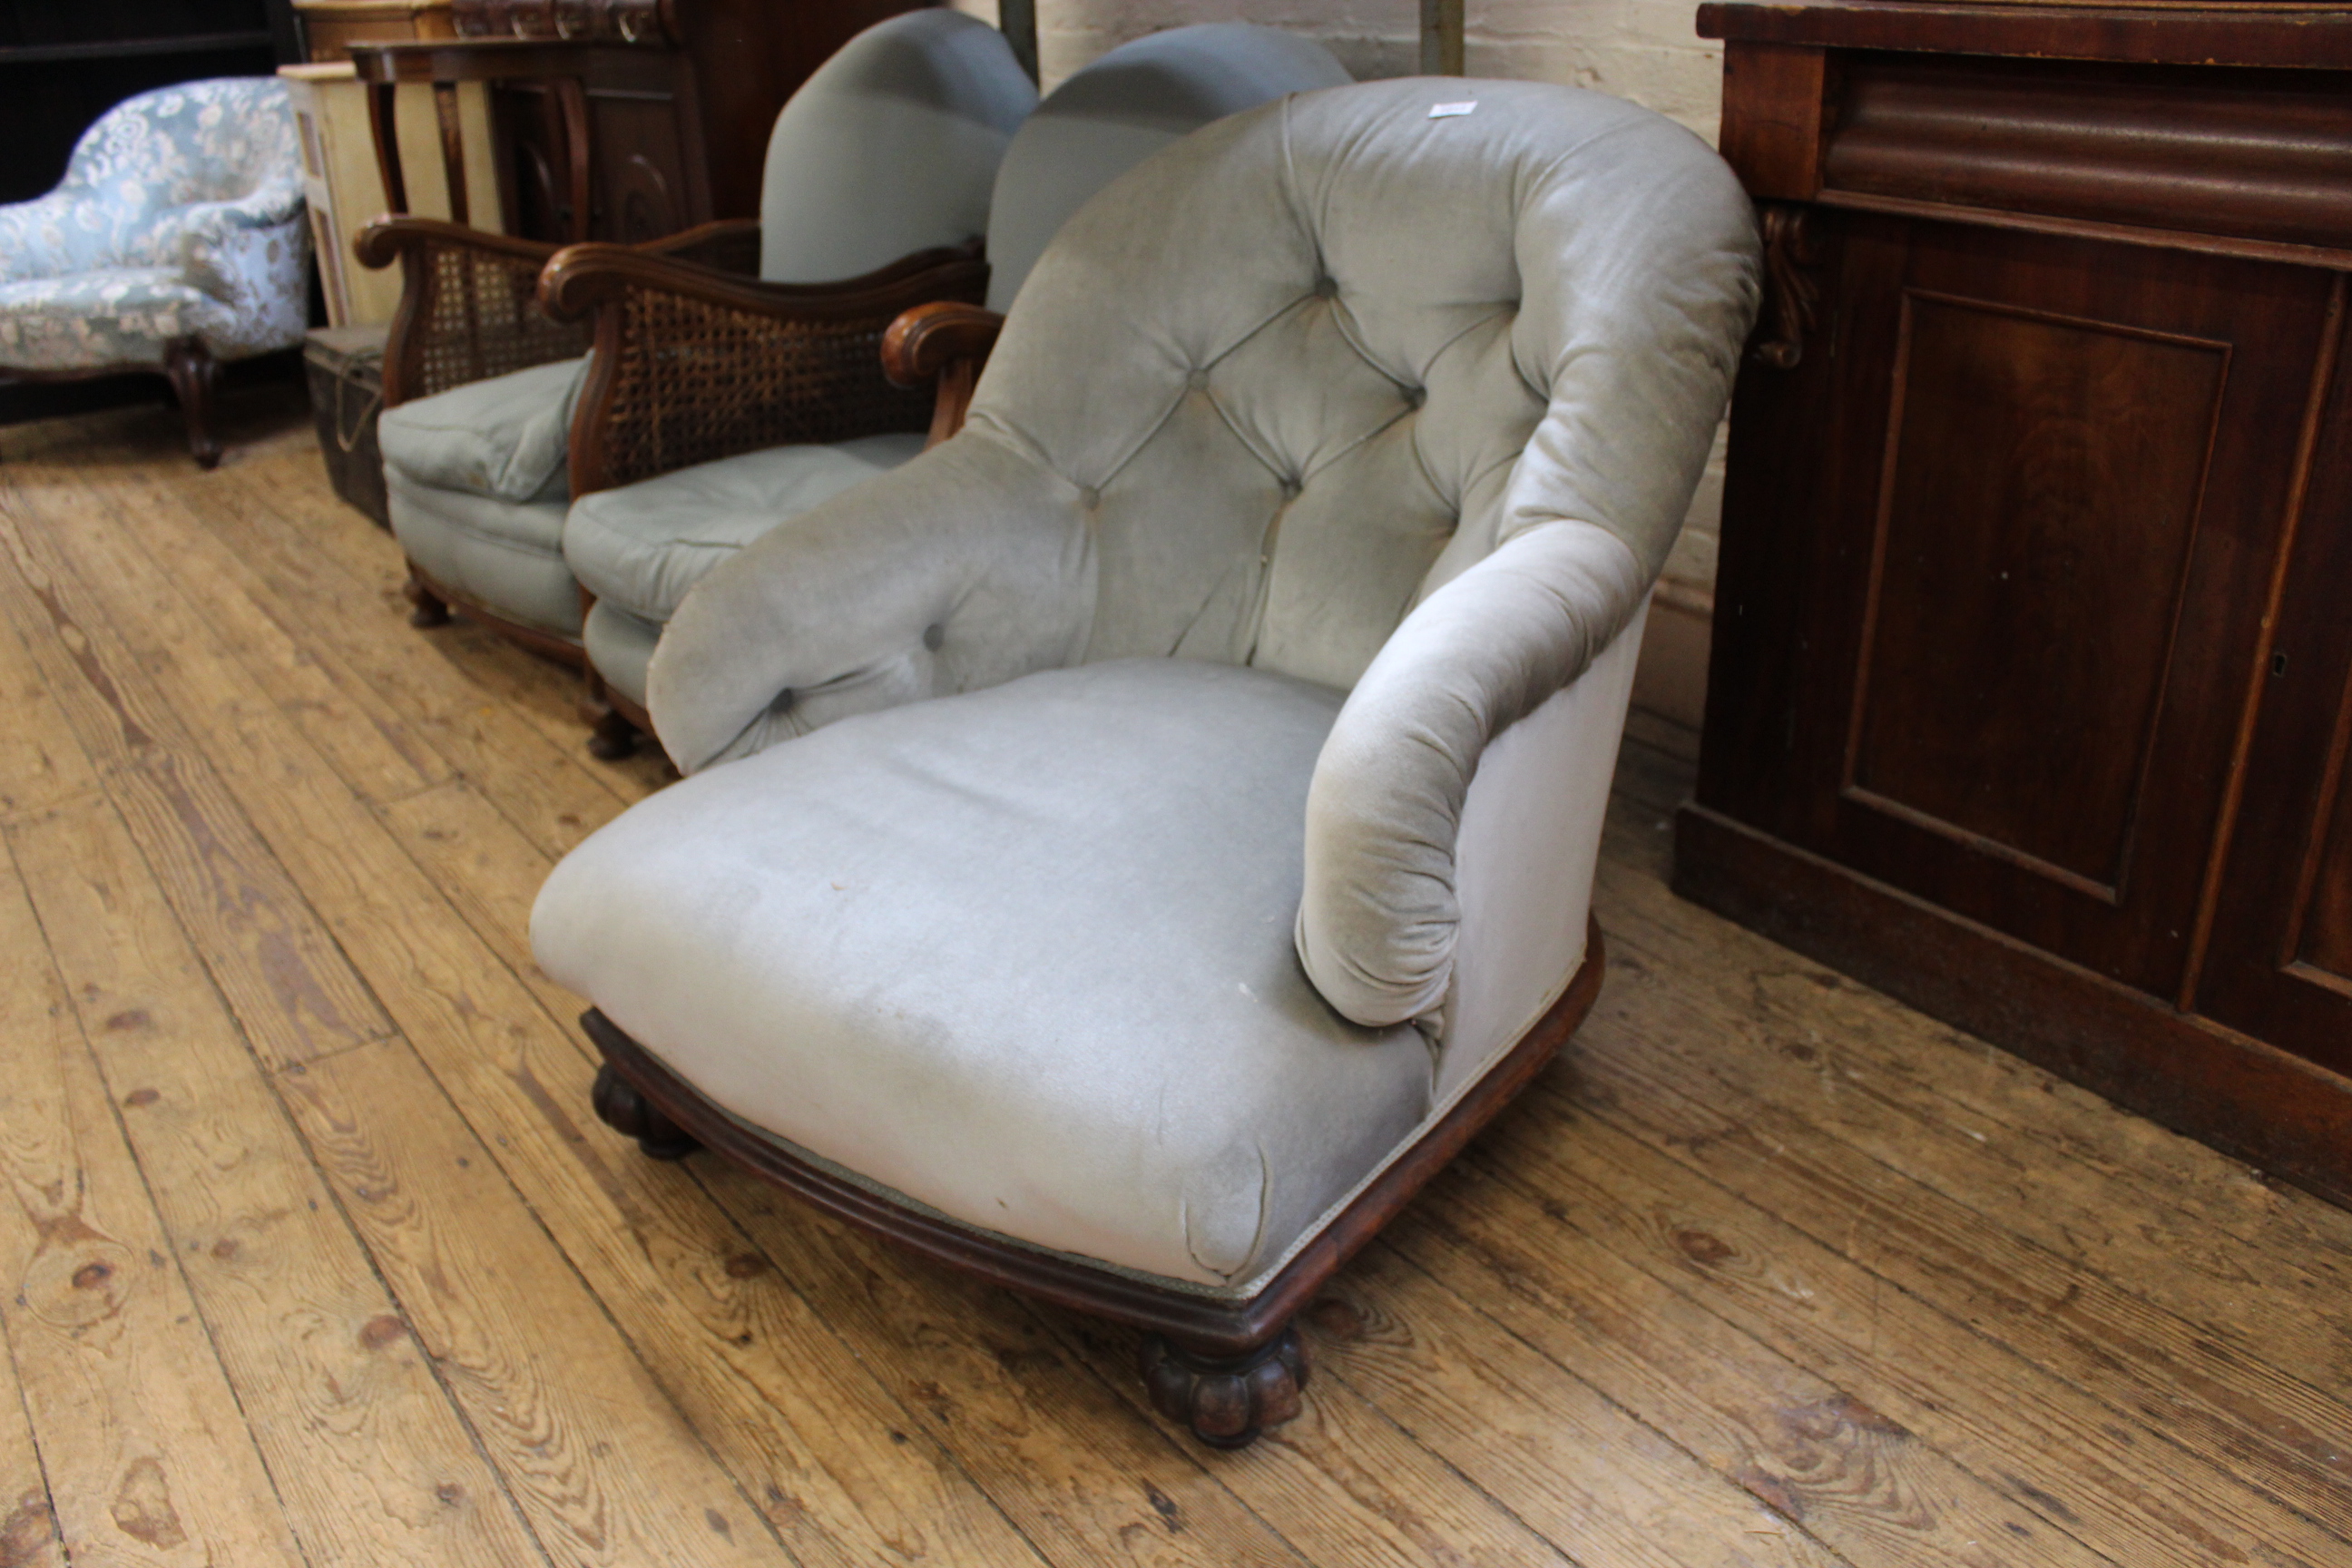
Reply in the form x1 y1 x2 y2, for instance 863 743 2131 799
531 77 1760 1446
0 78 307 467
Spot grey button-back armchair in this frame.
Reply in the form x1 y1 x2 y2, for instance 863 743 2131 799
533 76 1759 1446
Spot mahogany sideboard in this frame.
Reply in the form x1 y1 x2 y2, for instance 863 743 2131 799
1678 1 2352 1206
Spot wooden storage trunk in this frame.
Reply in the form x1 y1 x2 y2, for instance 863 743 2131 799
304 326 391 529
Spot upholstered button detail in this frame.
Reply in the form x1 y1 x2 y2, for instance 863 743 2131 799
1078 485 1102 509
923 622 946 652
1402 386 1426 409
1186 368 1211 392
1279 476 1303 499
1312 275 1338 299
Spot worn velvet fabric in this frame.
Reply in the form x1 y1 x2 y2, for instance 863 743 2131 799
536 78 1759 1289
0 78 307 371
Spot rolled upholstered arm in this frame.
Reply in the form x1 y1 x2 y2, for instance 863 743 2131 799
645 432 1095 772
1296 518 1650 1028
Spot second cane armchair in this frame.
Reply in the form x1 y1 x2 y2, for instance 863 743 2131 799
357 10 1035 694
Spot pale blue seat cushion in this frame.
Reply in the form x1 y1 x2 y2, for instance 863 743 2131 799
534 657 1431 1290
564 432 926 623
377 356 588 505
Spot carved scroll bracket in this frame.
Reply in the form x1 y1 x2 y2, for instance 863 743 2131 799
1754 201 1824 369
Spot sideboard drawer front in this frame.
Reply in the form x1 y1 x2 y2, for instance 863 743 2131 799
1824 55 2352 252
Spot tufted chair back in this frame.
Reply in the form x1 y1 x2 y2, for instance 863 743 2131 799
981 24 1351 313
13 79 300 277
755 10 1037 286
967 77 1755 692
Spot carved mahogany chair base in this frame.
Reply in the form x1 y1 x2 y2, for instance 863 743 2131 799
577 919 1605 1448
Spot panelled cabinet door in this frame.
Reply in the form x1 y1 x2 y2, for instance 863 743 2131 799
1709 211 2335 1000
2200 313 2352 1077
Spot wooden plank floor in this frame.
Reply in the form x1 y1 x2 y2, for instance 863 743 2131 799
1 384 2347 1568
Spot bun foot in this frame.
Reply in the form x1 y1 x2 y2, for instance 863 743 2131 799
1139 1324 1308 1448
403 572 452 628
580 702 639 762
591 1063 698 1161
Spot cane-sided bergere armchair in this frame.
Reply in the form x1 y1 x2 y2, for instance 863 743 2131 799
549 23 1351 758
0 78 307 467
532 77 1760 1447
360 9 1035 706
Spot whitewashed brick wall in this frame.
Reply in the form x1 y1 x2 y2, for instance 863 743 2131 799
949 0 1728 608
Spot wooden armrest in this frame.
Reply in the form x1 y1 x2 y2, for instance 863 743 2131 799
540 238 985 324
881 302 1006 390
560 240 990 494
355 215 560 272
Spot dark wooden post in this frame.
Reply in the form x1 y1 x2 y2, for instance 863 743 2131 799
1421 0 1465 74
1000 0 1039 85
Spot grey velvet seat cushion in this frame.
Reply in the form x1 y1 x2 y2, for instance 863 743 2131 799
377 356 587 505
385 469 579 636
532 658 1433 1290
564 432 926 624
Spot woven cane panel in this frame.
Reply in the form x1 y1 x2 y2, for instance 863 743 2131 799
593 285 932 492
415 245 591 399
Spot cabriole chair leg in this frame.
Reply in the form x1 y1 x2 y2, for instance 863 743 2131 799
590 1062 699 1161
161 336 222 469
1139 1323 1310 1449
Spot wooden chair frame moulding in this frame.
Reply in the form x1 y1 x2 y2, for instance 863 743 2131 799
583 916 1606 1446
